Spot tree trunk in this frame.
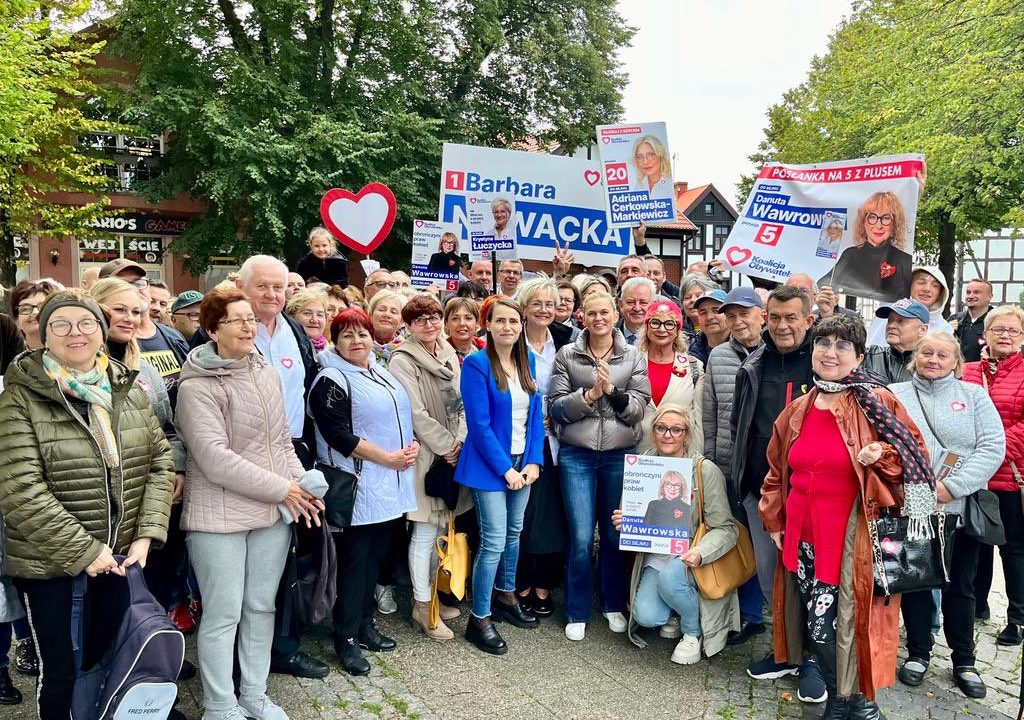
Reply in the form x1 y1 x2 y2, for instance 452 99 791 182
938 213 956 316
0 205 17 288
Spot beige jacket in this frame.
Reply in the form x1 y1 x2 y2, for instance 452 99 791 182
176 343 302 533
389 336 472 524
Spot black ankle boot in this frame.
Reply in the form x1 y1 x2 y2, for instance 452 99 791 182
492 595 538 628
358 619 396 651
848 694 887 720
0 668 22 705
335 637 371 676
465 616 508 655
821 695 851 720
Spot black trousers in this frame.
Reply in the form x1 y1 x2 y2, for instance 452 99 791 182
902 527 982 666
515 552 564 593
972 489 1024 625
333 520 399 640
16 574 127 720
144 503 190 610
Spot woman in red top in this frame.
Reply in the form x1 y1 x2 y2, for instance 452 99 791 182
760 313 933 719
637 299 703 454
962 305 1024 646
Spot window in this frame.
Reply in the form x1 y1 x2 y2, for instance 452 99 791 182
714 225 730 236
704 202 714 215
79 132 164 191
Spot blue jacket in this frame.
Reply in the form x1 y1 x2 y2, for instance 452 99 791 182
455 350 545 492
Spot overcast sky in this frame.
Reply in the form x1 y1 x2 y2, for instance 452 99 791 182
616 0 854 208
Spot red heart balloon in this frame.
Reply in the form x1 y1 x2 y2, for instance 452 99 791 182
319 183 398 255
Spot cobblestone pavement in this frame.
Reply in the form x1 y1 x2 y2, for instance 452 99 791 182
6 563 1021 720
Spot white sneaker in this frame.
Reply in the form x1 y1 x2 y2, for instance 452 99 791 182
660 616 681 639
670 635 701 665
239 694 289 720
374 584 397 615
203 707 247 720
603 611 627 633
565 622 586 641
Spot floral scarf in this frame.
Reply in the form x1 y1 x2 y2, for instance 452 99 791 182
43 351 119 468
814 369 936 536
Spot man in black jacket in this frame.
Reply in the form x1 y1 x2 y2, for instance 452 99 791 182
862 299 928 385
730 285 822 700
955 278 994 362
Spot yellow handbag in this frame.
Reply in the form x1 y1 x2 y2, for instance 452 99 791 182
428 512 470 629
690 459 758 600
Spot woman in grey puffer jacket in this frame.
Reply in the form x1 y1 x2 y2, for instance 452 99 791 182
549 291 650 642
890 331 1005 698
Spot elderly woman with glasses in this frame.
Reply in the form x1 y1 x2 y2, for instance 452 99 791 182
286 289 331 352
9 279 65 350
636 299 703 455
367 290 406 363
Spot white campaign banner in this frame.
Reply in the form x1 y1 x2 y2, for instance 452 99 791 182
596 121 677 228
439 143 632 268
717 154 925 302
618 454 693 556
410 219 462 292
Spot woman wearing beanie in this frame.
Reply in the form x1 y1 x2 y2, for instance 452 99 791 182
0 289 174 720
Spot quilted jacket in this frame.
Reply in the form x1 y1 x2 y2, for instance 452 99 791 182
963 350 1024 492
702 337 759 483
176 343 303 533
0 350 174 579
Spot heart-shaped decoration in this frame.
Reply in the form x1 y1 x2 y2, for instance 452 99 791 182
725 246 753 266
950 401 966 412
415 219 424 227
602 136 611 144
880 537 898 556
469 197 477 204
319 183 397 256
584 170 601 186
281 358 294 369
625 454 639 466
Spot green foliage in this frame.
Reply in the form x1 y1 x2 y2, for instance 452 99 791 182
740 0 1024 261
111 0 634 271
0 0 117 285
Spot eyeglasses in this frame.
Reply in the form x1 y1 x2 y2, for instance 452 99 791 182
220 316 259 327
527 301 556 311
988 326 1023 338
865 213 894 227
813 336 857 354
664 482 683 489
653 424 687 438
16 303 41 316
129 278 150 289
173 311 201 321
369 281 398 289
47 318 100 337
647 319 678 331
298 309 327 321
634 152 657 162
412 313 442 327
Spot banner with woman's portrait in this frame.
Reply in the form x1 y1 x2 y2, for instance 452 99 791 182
619 454 692 556
410 220 463 292
716 154 925 302
596 121 677 228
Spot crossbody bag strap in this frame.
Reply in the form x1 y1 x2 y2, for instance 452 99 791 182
911 386 948 449
694 458 705 528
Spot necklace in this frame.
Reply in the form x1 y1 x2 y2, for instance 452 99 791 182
589 343 613 361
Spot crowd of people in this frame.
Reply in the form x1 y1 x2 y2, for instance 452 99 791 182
0 225 1020 720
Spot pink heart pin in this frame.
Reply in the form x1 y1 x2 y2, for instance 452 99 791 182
584 170 601 186
881 538 898 555
281 358 294 369
319 183 398 256
950 401 966 411
625 454 639 466
725 246 753 266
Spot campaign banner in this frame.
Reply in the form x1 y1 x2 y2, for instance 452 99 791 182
619 454 693 555
410 219 462 292
596 122 677 228
439 143 632 268
465 194 517 261
717 154 925 302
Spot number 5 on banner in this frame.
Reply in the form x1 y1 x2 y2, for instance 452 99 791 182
754 223 783 246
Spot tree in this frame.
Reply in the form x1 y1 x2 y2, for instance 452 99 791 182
111 0 634 271
0 0 116 286
740 0 1024 304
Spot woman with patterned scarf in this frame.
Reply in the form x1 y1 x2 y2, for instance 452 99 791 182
759 313 932 720
0 290 174 720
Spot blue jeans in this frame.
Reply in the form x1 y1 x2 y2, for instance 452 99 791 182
471 484 532 620
559 445 631 623
0 618 31 670
632 559 701 636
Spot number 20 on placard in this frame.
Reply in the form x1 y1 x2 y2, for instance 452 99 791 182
605 162 629 186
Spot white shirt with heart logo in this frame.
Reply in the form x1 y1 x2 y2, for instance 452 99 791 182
256 314 305 437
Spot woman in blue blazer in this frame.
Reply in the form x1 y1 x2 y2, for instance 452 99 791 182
455 298 545 655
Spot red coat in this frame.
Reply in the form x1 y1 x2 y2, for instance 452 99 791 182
963 352 1024 492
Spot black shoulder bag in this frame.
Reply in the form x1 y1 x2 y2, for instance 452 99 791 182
313 371 363 529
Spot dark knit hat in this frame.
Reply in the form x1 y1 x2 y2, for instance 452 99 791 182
37 290 109 344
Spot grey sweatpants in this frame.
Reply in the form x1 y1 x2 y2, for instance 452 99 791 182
187 522 291 711
743 492 778 603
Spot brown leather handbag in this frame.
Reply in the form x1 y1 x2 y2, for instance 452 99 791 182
690 459 757 600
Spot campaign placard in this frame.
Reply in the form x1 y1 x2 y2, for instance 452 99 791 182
439 143 632 268
596 122 677 228
619 454 693 555
410 220 462 292
465 194 517 261
717 154 925 302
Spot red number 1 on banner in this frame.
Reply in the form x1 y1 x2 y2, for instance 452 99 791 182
754 223 783 246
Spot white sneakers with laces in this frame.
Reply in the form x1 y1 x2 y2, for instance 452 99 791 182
564 622 586 641
670 635 701 665
239 695 289 720
602 612 628 634
374 584 397 615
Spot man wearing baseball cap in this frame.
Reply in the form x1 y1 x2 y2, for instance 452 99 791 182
689 289 728 365
862 299 929 385
169 290 204 342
